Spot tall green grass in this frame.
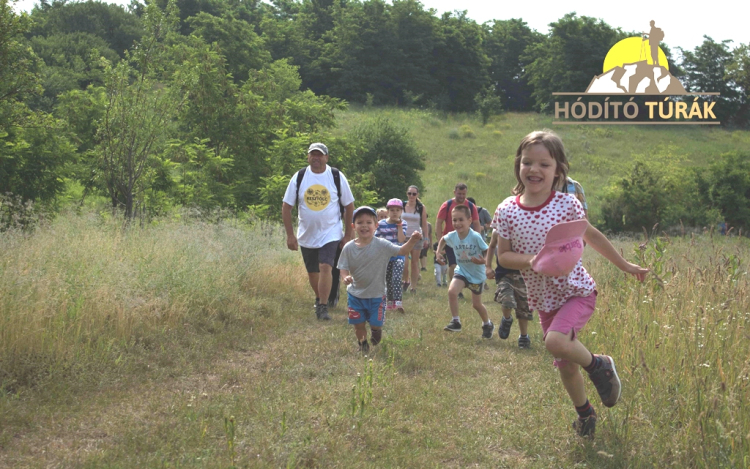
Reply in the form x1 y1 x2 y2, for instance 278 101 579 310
1 210 748 467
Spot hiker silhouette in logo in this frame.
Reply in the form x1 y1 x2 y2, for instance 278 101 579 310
642 20 664 66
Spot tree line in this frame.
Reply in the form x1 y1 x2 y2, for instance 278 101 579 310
1 0 749 224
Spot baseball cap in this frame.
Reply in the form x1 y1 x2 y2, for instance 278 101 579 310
353 206 377 221
386 198 403 208
530 219 588 277
308 142 328 155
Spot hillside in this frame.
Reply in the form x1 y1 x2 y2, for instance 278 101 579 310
333 107 750 226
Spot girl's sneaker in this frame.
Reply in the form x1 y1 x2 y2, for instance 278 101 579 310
588 355 622 407
572 409 597 438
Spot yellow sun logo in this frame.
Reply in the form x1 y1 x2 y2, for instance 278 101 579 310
603 37 669 73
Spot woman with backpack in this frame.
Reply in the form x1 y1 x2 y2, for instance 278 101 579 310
402 185 429 293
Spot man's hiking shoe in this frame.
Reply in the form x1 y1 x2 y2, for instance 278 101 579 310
316 304 331 321
313 298 320 310
588 355 621 407
481 321 495 339
444 319 462 332
359 340 370 354
498 316 513 339
572 410 597 438
518 335 531 349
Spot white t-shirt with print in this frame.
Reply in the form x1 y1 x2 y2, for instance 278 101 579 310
282 165 355 249
491 191 596 312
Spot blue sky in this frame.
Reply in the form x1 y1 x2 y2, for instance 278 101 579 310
11 0 748 53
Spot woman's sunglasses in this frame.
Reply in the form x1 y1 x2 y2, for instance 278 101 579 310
407 192 417 196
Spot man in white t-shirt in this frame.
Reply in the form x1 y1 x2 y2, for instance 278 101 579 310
282 143 355 320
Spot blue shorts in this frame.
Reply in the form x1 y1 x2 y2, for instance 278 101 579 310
347 293 386 327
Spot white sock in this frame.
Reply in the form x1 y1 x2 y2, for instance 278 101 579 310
484 320 492 326
452 316 460 321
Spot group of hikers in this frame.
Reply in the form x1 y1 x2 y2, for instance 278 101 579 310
281 131 649 439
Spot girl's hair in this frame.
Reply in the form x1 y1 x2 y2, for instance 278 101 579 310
406 185 424 213
376 207 388 218
512 129 569 196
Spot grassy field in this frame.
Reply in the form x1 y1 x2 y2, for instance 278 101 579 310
2 109 750 467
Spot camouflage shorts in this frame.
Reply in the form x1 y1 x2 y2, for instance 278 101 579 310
494 273 532 320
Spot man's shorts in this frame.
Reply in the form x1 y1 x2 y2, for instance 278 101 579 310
444 246 457 266
538 291 597 368
300 239 341 273
494 273 533 321
347 293 386 327
454 274 484 295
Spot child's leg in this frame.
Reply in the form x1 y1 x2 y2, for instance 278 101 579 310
519 318 529 336
471 292 489 323
392 257 404 303
545 330 594 367
434 263 441 285
558 360 588 407
353 323 368 342
447 278 462 318
370 326 382 345
502 306 513 319
403 256 410 287
385 259 397 304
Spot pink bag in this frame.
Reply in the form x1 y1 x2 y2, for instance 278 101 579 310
531 219 588 277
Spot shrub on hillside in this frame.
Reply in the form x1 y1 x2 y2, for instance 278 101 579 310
693 151 750 232
459 125 476 138
448 128 460 139
347 117 425 205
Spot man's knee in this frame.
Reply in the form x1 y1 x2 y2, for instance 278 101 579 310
319 263 333 274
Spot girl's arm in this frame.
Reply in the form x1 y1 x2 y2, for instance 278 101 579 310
485 231 498 278
583 223 649 280
340 269 353 285
396 220 406 243
498 236 534 270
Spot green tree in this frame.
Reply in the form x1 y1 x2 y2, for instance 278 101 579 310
525 13 625 111
680 37 739 124
96 0 192 218
29 0 143 56
725 43 750 126
482 18 542 111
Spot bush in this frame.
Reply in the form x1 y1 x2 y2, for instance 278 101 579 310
448 128 460 139
459 124 476 138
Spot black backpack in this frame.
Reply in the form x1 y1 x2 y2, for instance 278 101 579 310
445 198 475 219
294 167 345 218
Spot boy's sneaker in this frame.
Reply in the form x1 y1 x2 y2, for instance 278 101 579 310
420 267 427 271
436 282 442 287
444 319 462 332
572 410 597 438
481 321 495 339
359 340 370 354
458 292 464 299
498 316 513 339
316 304 331 321
518 335 531 349
588 355 621 407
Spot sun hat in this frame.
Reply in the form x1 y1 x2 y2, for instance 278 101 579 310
386 198 404 208
530 219 588 277
307 142 328 155
353 206 377 221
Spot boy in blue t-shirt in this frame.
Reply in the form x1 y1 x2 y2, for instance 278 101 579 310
436 205 494 338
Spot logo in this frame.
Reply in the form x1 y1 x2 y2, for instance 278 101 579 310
304 185 330 211
554 21 719 125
